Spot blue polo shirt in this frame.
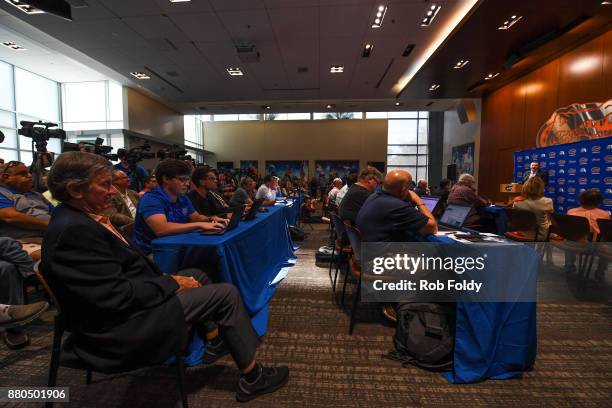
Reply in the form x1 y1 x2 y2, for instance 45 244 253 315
132 187 196 254
0 184 55 213
114 163 149 191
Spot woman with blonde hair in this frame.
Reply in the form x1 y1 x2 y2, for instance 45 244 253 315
512 176 553 239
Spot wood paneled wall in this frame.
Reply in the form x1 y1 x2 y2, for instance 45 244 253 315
479 30 612 201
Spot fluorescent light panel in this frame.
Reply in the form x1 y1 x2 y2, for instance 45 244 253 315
371 5 388 28
421 4 441 26
362 43 373 58
130 71 150 80
484 72 499 80
169 0 191 2
2 41 26 51
429 84 440 91
4 0 44 14
453 59 469 69
498 15 522 30
226 67 243 76
330 65 344 73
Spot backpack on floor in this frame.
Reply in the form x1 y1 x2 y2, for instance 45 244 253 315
385 302 455 371
289 225 305 241
315 245 336 262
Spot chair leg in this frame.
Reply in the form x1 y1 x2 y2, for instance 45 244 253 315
340 263 349 308
175 354 189 408
349 278 362 335
46 317 63 408
328 245 336 286
332 255 342 295
85 368 92 385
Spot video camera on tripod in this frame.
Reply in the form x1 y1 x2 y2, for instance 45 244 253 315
116 141 156 166
156 145 192 161
18 121 66 154
62 137 118 161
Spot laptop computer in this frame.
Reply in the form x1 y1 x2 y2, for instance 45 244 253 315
438 203 472 231
421 196 440 213
201 205 244 235
242 199 264 221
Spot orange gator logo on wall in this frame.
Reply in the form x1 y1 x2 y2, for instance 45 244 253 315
537 100 611 147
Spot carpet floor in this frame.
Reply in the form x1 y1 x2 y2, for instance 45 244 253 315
1 224 611 407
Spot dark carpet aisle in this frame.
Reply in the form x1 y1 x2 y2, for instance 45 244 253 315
1 223 611 407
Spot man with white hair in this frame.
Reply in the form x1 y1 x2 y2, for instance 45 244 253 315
413 179 430 197
447 173 490 228
326 178 343 209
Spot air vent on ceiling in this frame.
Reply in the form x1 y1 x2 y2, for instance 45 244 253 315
297 66 309 73
402 44 415 57
235 43 260 63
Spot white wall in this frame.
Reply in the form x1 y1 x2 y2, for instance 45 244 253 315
442 99 482 183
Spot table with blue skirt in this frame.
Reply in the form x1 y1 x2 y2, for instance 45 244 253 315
278 194 302 226
426 233 537 383
153 205 296 365
482 205 509 235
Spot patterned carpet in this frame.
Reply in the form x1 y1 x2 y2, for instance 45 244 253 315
1 224 611 407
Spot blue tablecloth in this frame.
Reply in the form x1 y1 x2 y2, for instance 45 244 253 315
482 206 509 235
153 204 296 337
426 233 537 383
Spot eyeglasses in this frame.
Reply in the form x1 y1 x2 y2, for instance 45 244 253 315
0 161 22 176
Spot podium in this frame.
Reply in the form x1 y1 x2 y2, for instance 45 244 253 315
500 183 522 193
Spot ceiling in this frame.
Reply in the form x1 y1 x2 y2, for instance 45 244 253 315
0 0 478 113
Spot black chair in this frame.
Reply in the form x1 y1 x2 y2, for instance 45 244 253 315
595 219 612 270
34 266 189 408
329 213 352 295
549 214 594 290
504 208 540 242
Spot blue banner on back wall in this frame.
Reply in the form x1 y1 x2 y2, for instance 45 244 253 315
514 137 612 213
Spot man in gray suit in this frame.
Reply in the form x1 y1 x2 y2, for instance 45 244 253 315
103 169 140 228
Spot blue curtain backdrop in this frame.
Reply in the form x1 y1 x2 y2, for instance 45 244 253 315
514 137 612 213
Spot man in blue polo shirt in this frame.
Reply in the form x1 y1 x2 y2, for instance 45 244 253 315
132 159 228 254
114 150 149 192
356 169 437 243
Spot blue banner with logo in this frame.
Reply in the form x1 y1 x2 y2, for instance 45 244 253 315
513 137 612 213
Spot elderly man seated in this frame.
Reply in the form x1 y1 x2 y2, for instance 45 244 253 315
102 169 139 229
338 166 383 225
255 175 279 206
41 152 289 402
132 160 228 255
413 179 430 197
0 161 54 260
447 173 491 229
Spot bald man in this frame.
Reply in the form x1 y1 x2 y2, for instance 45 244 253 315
355 170 437 242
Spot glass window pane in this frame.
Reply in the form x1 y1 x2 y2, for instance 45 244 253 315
48 138 62 154
416 167 428 182
388 155 417 166
15 68 59 122
265 113 284 120
0 110 16 128
0 148 18 162
286 113 310 120
108 82 123 122
313 112 360 120
417 155 428 166
387 145 417 154
199 115 211 121
388 111 418 119
63 122 107 131
0 128 17 148
418 118 428 144
63 82 106 122
419 111 429 119
418 145 428 154
388 120 418 144
366 112 387 119
0 61 15 111
107 120 123 129
239 114 261 121
19 150 33 166
213 114 238 121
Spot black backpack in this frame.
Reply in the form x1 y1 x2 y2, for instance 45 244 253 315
289 225 305 241
385 303 455 371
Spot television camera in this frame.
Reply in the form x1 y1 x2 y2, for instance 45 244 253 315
116 141 156 166
156 145 192 161
62 138 118 161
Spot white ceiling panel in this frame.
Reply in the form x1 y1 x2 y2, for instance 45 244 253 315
153 0 214 14
216 9 274 43
122 15 190 43
249 63 290 90
268 7 318 40
264 0 319 8
169 12 230 43
160 42 212 67
97 0 162 17
319 4 370 39
208 0 266 12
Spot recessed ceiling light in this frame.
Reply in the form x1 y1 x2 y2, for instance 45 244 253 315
362 43 373 58
453 59 469 69
169 0 191 2
330 65 344 73
326 104 333 109
420 4 441 26
395 101 401 106
601 1 611 4
4 0 44 15
226 67 243 76
1 41 26 51
130 72 150 80
263 105 271 110
484 72 499 80
429 84 440 91
498 15 522 30
371 5 388 28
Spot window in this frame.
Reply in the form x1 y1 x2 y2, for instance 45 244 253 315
313 112 361 120
366 112 388 119
15 68 60 122
184 115 204 151
61 81 124 130
386 112 429 182
238 114 262 121
213 114 239 122
265 113 311 120
0 60 15 111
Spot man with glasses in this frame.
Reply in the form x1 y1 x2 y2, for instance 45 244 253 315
187 167 231 218
102 169 140 229
338 166 383 225
132 159 228 254
0 161 54 259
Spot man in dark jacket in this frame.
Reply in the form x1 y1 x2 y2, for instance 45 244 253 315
41 152 288 402
522 161 549 185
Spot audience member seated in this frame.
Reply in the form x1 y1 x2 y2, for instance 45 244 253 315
356 170 437 242
0 301 48 330
522 160 549 185
335 173 357 208
436 178 452 203
300 197 321 224
188 167 232 217
138 175 158 197
447 173 491 229
41 152 289 401
255 175 279 206
102 169 139 229
512 176 553 240
326 178 343 210
564 189 610 281
114 150 149 191
0 161 54 260
132 160 228 254
338 166 383 225
0 236 38 349
413 179 430 197
230 177 256 207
